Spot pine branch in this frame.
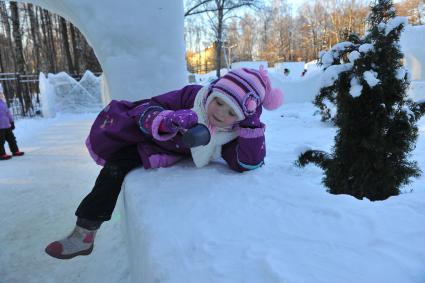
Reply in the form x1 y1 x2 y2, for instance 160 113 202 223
296 150 332 170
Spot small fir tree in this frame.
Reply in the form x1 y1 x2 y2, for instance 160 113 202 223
313 34 362 122
298 0 425 201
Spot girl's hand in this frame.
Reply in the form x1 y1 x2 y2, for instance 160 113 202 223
162 109 198 133
10 122 15 130
239 106 262 129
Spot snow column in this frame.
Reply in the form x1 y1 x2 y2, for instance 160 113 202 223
401 25 425 81
17 0 187 102
400 25 425 101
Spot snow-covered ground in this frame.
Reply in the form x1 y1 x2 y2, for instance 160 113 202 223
1 100 424 282
123 103 425 283
0 113 130 283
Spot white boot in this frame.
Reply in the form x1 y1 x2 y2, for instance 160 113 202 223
45 225 97 259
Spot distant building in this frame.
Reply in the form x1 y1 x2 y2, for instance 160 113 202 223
186 42 227 74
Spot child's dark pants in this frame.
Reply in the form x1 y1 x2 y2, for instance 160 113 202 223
0 128 19 155
75 145 142 229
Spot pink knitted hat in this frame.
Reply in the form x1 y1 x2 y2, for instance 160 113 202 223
205 66 284 118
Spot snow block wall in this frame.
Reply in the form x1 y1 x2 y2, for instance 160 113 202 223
20 0 186 103
274 62 306 78
231 61 269 70
39 71 102 117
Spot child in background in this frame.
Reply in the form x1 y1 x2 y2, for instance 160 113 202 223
0 84 24 160
45 66 284 259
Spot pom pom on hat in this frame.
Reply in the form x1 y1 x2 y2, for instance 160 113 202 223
258 65 284 110
263 88 284 110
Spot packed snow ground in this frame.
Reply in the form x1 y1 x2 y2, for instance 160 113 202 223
123 104 425 283
0 113 130 283
1 101 424 282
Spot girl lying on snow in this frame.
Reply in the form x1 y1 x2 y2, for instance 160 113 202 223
45 66 284 259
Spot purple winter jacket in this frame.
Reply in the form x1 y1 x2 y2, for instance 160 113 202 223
86 84 266 172
0 100 13 129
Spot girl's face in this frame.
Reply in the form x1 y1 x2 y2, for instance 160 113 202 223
207 97 241 128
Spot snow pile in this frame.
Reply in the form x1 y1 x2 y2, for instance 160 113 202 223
359 43 374 53
320 52 335 67
120 103 425 283
350 77 363 97
348 50 361 63
383 16 408 36
363 70 380 87
320 42 355 68
320 64 353 88
39 71 102 117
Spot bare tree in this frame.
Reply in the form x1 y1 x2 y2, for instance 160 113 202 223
10 2 28 114
40 9 57 72
59 16 75 74
185 0 260 77
0 2 16 69
255 6 274 63
238 14 256 61
27 3 42 73
396 0 425 25
69 23 81 74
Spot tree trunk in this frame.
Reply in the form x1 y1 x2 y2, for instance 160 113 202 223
38 6 50 72
44 10 57 72
79 31 101 73
27 3 42 73
10 2 27 114
215 2 224 78
69 23 81 74
0 2 16 70
59 16 75 74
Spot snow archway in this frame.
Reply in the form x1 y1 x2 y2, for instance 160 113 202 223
16 0 186 102
401 25 425 101
401 25 425 81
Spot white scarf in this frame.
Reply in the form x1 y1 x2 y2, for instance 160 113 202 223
190 87 239 168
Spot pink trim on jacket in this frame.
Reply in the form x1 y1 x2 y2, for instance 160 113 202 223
238 125 265 138
151 110 178 141
148 154 183 168
85 137 106 166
